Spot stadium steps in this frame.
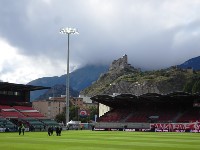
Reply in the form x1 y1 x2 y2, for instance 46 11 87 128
173 112 184 122
0 118 15 128
123 112 134 122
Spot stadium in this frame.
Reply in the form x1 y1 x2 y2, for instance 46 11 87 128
1 82 200 150
1 81 198 143
1 81 200 133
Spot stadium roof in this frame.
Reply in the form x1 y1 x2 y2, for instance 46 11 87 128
0 82 50 92
91 92 200 108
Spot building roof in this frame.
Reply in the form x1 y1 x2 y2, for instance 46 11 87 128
91 92 200 108
0 82 50 92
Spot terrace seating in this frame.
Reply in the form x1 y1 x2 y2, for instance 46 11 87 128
126 109 179 123
0 105 45 119
0 118 15 128
40 119 59 126
22 112 45 118
0 105 12 110
98 109 130 122
98 104 183 123
13 106 34 111
0 111 25 118
177 109 200 123
126 112 150 123
23 118 44 129
0 105 25 118
13 106 45 118
157 111 177 123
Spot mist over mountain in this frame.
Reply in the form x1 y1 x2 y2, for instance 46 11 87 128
27 65 108 101
36 84 79 100
27 55 200 101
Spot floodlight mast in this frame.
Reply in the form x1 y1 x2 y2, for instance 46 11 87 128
60 27 79 126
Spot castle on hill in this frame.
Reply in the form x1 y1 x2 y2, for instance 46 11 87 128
109 54 140 72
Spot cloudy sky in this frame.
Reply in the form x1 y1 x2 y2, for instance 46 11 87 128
1 0 200 84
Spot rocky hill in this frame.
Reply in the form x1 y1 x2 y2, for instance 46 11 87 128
80 55 200 96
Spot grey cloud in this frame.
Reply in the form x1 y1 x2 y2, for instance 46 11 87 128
1 0 200 73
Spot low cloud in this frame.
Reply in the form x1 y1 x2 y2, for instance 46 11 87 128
1 0 200 83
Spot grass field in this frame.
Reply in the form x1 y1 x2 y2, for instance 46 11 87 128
0 131 200 150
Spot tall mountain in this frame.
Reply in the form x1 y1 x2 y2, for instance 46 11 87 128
28 65 108 101
80 55 200 96
178 56 200 70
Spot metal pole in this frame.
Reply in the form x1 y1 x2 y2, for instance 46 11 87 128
60 27 78 126
66 33 70 125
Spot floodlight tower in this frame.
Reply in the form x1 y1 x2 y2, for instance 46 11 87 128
60 27 79 125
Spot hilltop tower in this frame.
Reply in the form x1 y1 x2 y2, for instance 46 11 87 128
109 54 138 72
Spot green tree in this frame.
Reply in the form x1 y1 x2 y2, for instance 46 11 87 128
55 107 66 123
89 106 98 121
55 112 65 123
192 80 200 94
183 80 195 93
69 106 79 121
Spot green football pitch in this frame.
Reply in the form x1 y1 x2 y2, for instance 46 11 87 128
0 131 200 150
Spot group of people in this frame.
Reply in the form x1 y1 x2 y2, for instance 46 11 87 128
48 126 62 136
18 124 64 136
55 126 62 136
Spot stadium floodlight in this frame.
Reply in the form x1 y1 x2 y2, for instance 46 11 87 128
60 27 79 126
60 28 79 34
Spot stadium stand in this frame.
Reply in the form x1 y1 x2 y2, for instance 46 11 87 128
0 82 60 132
91 92 200 131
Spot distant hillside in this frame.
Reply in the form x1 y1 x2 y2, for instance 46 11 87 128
81 55 200 97
27 65 108 101
36 84 79 100
178 56 200 70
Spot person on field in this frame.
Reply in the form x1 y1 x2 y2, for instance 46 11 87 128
18 125 22 135
59 126 62 136
21 124 25 135
48 126 51 136
56 126 59 136
50 126 54 135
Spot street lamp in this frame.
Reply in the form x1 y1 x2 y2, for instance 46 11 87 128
60 27 79 126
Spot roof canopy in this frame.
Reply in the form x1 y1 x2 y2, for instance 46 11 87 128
91 92 200 108
0 82 50 92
